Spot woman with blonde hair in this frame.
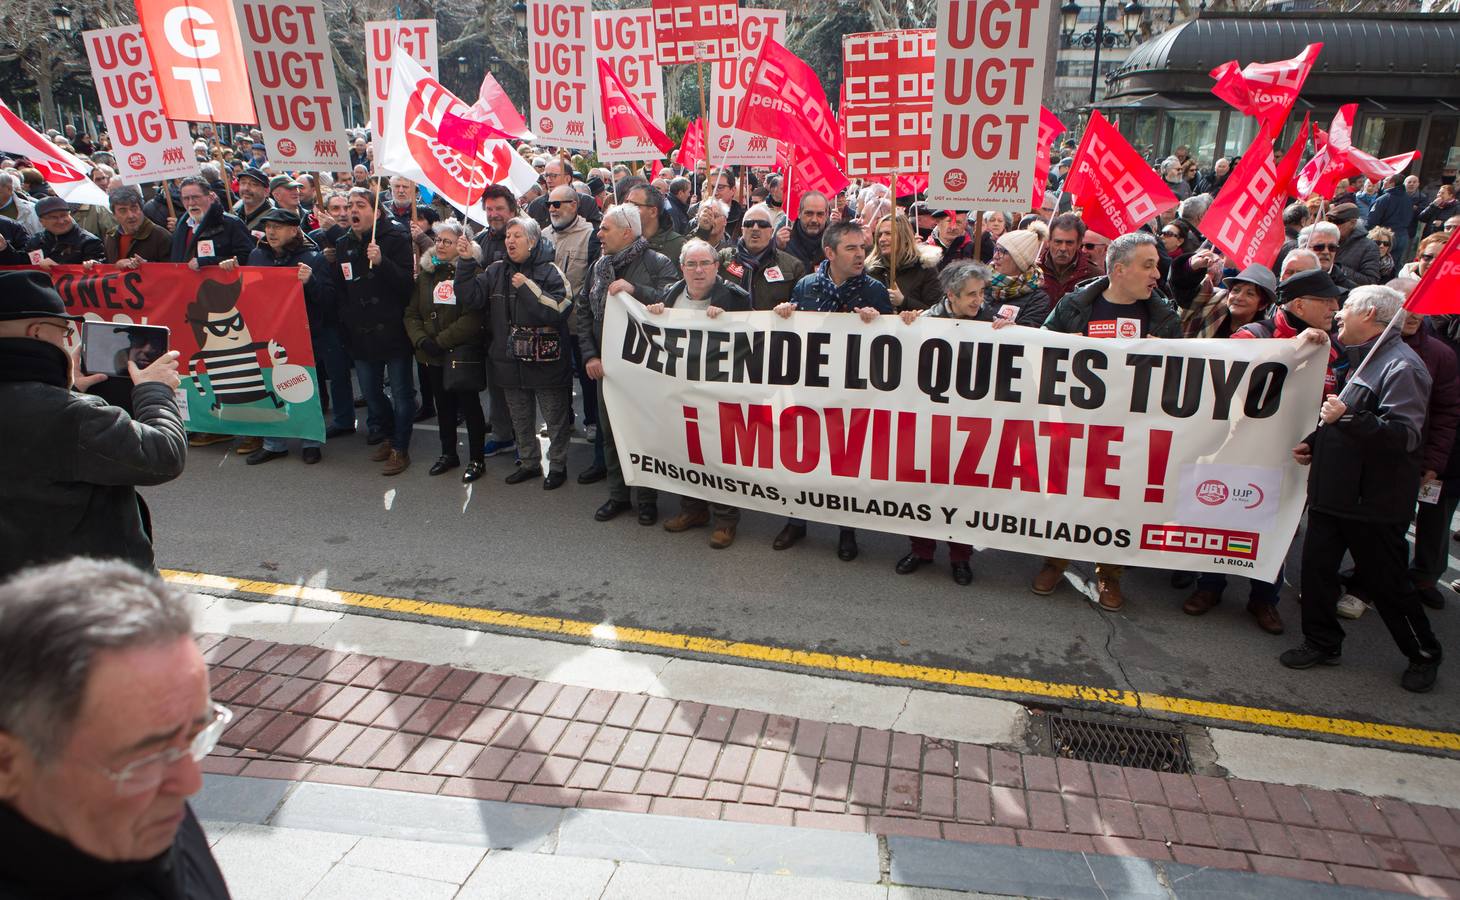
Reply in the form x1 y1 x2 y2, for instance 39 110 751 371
864 214 942 311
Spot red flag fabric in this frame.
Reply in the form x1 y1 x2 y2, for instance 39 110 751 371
597 58 673 156
735 38 842 163
1404 228 1460 315
437 110 512 157
1030 107 1068 206
1209 43 1322 133
1204 118 1309 269
866 173 930 198
467 71 534 141
784 144 849 224
675 117 706 168
1063 112 1178 239
650 159 663 181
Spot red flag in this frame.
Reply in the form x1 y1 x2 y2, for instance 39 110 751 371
1404 228 1460 315
597 59 673 156
1322 107 1420 182
1030 107 1068 206
437 110 514 157
1295 106 1360 198
1204 117 1309 269
466 71 534 141
784 144 849 224
675 117 706 168
650 159 664 181
735 38 841 163
1209 43 1322 133
867 173 930 198
1063 112 1178 239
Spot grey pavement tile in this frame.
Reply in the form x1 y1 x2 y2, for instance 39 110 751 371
194 773 292 824
338 835 486 884
745 872 888 898
209 824 358 900
888 890 1026 900
888 836 1165 900
558 806 881 883
268 780 561 850
303 863 459 900
199 819 238 848
599 861 754 898
456 850 618 900
1164 863 1412 899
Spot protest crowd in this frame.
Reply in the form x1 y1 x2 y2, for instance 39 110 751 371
0 7 1458 895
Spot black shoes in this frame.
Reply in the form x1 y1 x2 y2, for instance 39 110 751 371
413 406 436 423
302 447 322 465
1402 656 1441 693
544 470 567 490
325 424 356 439
1170 571 1196 590
772 523 806 551
1418 584 1446 610
1279 642 1341 670
505 465 543 485
245 447 287 466
895 553 928 575
462 461 485 483
595 499 631 522
951 562 974 585
577 463 607 484
837 529 858 562
638 505 658 526
429 455 460 476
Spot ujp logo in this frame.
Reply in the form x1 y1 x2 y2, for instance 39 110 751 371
538 117 553 135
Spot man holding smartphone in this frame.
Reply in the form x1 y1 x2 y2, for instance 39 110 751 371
0 270 186 577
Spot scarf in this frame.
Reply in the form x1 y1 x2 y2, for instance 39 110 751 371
986 267 1041 303
0 337 70 388
589 237 648 312
786 221 823 265
733 238 778 272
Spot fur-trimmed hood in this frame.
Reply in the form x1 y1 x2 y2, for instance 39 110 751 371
419 241 481 274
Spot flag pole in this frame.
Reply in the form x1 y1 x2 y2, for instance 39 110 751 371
889 171 899 293
696 60 709 198
162 179 176 223
785 144 796 220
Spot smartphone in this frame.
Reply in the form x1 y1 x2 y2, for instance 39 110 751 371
81 321 170 377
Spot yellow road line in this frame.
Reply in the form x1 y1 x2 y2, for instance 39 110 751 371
163 568 1460 753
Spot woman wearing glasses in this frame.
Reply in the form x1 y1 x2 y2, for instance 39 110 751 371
718 203 805 311
1401 232 1447 280
1368 226 1397 281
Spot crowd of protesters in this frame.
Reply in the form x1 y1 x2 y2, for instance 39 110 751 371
0 119 1455 696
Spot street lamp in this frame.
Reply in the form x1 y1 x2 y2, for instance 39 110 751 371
1061 0 1142 105
457 56 468 77
1060 1 1080 36
51 5 73 34
1122 1 1145 37
513 1 528 31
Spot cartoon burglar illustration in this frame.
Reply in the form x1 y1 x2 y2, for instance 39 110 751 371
185 278 287 412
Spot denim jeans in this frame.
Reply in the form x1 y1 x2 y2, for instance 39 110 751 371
263 436 322 452
1196 569 1283 607
354 355 416 450
315 321 355 431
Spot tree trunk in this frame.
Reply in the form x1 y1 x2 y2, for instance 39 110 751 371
35 67 56 132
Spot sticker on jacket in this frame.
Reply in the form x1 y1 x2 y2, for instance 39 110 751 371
341 262 353 281
196 240 214 259
433 282 456 305
765 266 784 283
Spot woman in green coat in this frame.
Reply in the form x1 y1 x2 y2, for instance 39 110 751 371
403 219 488 482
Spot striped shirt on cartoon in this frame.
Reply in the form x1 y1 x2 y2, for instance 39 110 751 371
191 343 276 406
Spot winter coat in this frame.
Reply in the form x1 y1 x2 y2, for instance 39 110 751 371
984 279 1053 328
718 244 805 311
405 249 485 368
0 338 186 577
921 297 995 322
25 224 105 265
231 197 275 237
457 237 573 389
74 204 116 241
575 244 678 361
662 276 752 313
1333 225 1383 286
782 220 825 270
1038 250 1100 304
648 227 686 277
1042 277 1181 338
865 243 943 312
332 219 416 362
925 231 976 270
1419 198 1458 239
1402 328 1460 478
1303 328 1431 523
791 262 893 314
246 233 335 335
1232 306 1345 399
104 216 173 264
1368 184 1416 237
0 193 39 233
169 202 255 267
142 185 182 231
0 215 29 265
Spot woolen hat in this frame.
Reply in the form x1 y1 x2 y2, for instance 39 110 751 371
997 230 1042 272
1326 202 1360 223
34 196 70 217
0 270 82 321
1222 264 1278 307
1279 268 1345 304
256 207 301 227
237 167 270 187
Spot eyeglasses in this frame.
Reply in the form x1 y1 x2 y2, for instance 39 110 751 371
32 320 74 346
1374 241 1391 247
631 200 657 210
180 194 209 203
1310 243 1338 252
546 200 575 209
99 704 233 797
1161 230 1182 238
1082 242 1101 250
742 220 772 229
682 259 718 270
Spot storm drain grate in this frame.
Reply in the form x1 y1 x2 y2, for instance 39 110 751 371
1045 714 1192 774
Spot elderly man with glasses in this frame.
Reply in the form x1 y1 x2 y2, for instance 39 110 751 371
0 558 231 897
526 158 600 229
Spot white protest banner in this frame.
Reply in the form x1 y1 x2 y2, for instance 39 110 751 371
601 298 1327 581
927 0 1051 212
233 1 351 170
592 9 665 162
365 19 437 139
83 26 195 184
528 0 595 148
710 9 785 167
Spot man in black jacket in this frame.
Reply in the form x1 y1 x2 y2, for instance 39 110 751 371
775 191 832 270
0 270 185 576
231 167 274 238
525 158 599 229
0 214 31 265
1285 285 1442 692
0 558 230 899
169 177 254 269
26 196 105 267
334 189 417 475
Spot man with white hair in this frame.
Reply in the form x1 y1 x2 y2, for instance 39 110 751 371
1307 221 1357 290
0 173 38 233
1285 285 1442 693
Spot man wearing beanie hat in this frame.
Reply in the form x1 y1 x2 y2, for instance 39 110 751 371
1038 213 1099 303
232 167 275 238
24 196 104 267
986 230 1050 326
0 270 186 576
1325 202 1382 286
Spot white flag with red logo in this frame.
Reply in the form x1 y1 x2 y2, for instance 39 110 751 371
0 99 109 205
378 52 538 226
1204 118 1308 269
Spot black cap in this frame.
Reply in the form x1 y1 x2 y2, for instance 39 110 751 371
1326 202 1360 223
0 270 82 321
257 207 301 227
587 176 605 196
34 196 71 217
237 167 270 187
1279 268 1344 304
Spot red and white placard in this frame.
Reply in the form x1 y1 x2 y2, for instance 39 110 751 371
83 26 196 183
134 0 256 124
527 0 595 147
365 19 437 139
709 9 786 167
652 0 738 65
592 9 665 161
841 30 935 177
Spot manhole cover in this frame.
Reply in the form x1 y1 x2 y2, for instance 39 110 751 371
1046 713 1192 774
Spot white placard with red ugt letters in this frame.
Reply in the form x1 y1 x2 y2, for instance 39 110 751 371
233 1 351 171
366 19 438 140
841 30 936 178
710 10 786 168
593 9 666 162
927 0 1052 212
601 296 1328 581
83 26 196 184
528 0 595 148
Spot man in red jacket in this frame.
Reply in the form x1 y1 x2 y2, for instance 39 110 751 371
1038 213 1098 303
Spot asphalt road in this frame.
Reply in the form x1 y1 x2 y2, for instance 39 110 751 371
148 424 1460 750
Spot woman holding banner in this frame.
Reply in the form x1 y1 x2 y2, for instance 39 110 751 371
865 216 942 313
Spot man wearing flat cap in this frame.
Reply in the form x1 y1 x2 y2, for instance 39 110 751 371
0 270 185 577
231 167 274 238
24 196 105 268
1234 267 1346 397
268 175 316 232
1326 202 1383 286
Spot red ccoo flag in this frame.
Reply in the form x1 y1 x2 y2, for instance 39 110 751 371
1030 106 1067 206
1203 117 1309 269
437 110 515 157
1210 43 1322 134
735 38 842 164
784 143 848 224
597 58 673 156
674 117 706 168
1063 112 1178 239
1403 228 1460 316
468 71 534 141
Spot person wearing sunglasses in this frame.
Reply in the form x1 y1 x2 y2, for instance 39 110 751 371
718 203 804 311
1401 232 1448 280
1367 226 1397 281
0 559 231 897
1305 221 1358 291
1323 202 1382 286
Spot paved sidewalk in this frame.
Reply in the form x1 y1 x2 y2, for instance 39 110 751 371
197 632 1460 898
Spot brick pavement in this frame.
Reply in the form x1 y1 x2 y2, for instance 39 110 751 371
198 633 1460 898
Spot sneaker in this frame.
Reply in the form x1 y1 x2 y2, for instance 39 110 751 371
482 439 516 458
1279 642 1341 669
1401 656 1440 693
302 447 322 465
584 424 599 442
1336 594 1367 619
